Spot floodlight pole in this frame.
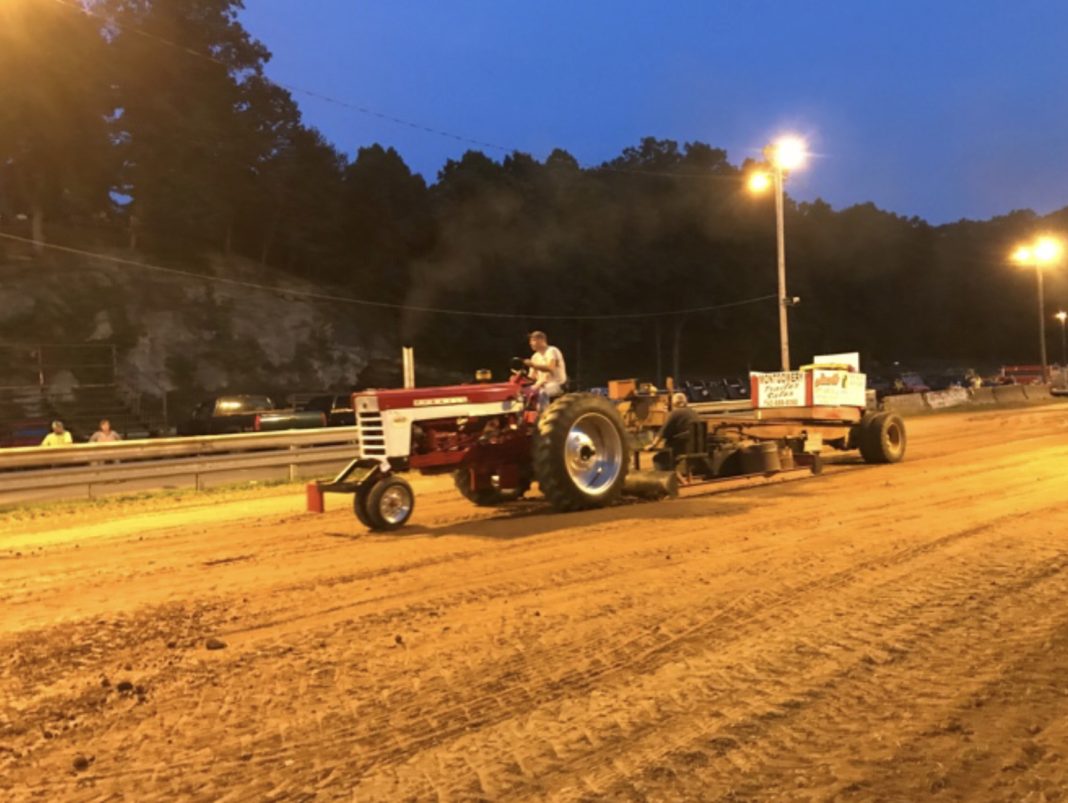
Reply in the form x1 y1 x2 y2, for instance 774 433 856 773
1035 262 1049 382
1058 314 1067 367
774 166 790 371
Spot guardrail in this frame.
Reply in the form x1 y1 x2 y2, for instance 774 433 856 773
0 427 360 505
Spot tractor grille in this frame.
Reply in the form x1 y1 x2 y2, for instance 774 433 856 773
357 411 386 458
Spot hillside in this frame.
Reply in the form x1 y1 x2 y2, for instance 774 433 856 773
0 240 422 432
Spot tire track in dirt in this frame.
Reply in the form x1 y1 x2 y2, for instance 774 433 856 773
347 515 1068 799
3 405 1068 800
11 497 1062 799
574 530 1068 801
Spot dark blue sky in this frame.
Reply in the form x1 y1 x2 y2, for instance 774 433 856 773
241 1 1068 224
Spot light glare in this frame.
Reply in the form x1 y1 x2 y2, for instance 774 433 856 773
748 171 771 193
771 136 807 171
1034 237 1063 264
1012 237 1065 267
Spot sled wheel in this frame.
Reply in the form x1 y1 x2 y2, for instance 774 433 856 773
860 412 907 464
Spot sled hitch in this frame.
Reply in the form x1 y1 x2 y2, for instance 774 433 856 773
306 458 389 513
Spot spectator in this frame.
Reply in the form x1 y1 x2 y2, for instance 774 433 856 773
89 418 122 443
41 420 72 447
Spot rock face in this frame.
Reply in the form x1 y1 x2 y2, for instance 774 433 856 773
0 249 397 413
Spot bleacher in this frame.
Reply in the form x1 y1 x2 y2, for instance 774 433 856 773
0 343 169 444
0 386 51 446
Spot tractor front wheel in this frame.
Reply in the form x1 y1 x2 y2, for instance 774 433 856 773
533 393 630 512
353 482 378 528
356 476 415 531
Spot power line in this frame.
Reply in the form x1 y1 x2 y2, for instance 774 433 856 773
284 85 510 153
0 232 776 320
51 0 746 183
55 0 510 153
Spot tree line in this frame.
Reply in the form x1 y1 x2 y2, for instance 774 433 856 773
2 0 1066 385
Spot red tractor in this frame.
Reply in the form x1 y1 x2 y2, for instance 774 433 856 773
315 363 629 530
313 359 906 531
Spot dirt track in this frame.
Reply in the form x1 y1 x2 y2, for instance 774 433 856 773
3 404 1068 801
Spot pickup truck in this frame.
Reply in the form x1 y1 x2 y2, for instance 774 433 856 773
176 395 327 436
296 394 356 427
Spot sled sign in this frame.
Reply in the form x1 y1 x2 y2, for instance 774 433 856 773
751 369 867 409
750 371 807 408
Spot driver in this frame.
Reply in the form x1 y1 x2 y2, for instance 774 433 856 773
523 330 567 411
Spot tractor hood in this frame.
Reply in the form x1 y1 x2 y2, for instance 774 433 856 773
355 382 523 412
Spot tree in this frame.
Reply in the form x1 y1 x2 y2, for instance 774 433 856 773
253 125 347 278
0 0 115 247
340 145 432 299
100 0 275 255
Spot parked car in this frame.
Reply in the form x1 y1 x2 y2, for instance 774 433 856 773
177 395 326 436
923 373 966 392
867 376 891 396
297 394 356 427
0 418 53 448
880 372 930 399
1000 365 1045 385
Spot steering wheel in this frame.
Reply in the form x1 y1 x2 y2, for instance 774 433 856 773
509 356 533 386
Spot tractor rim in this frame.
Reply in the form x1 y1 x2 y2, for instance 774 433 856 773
378 484 413 525
565 412 623 495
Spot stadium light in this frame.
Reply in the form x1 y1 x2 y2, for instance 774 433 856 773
1035 236 1063 264
769 136 808 171
747 135 810 371
1011 235 1065 382
747 171 772 194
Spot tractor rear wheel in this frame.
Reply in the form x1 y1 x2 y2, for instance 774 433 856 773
533 393 630 512
859 412 907 464
452 469 529 506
